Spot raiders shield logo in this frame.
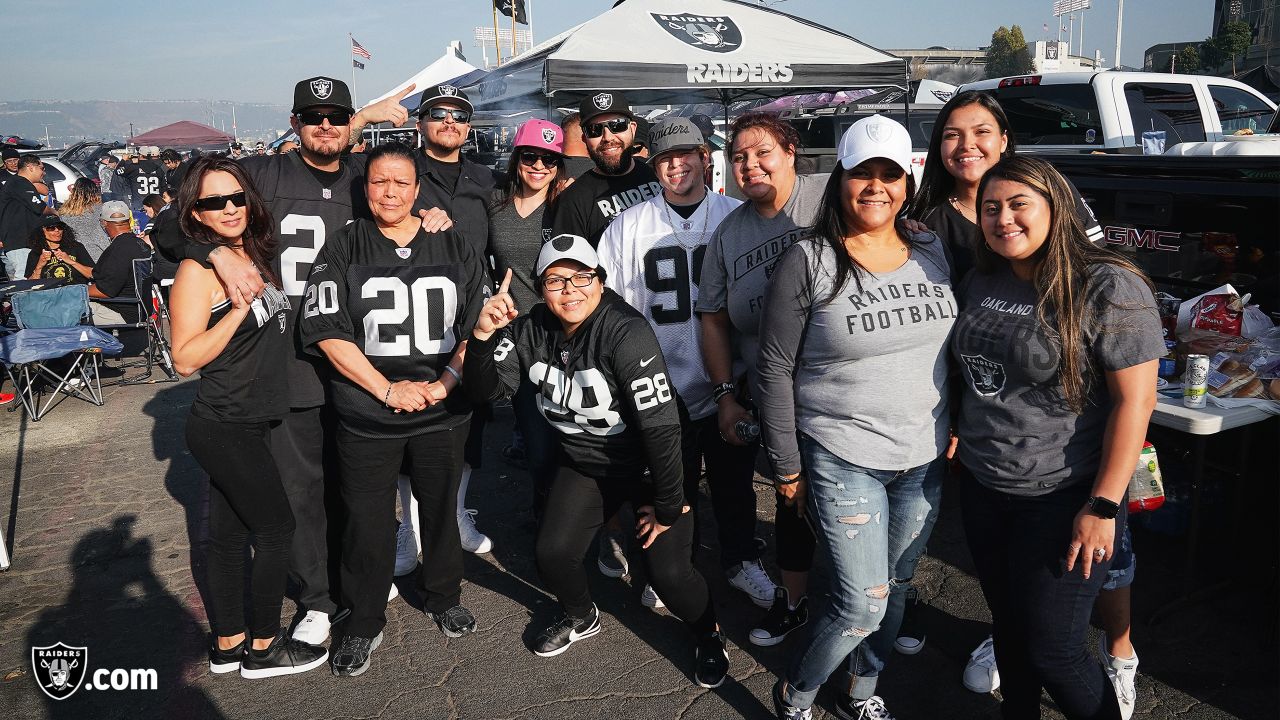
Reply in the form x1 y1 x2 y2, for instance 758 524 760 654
396 247 412 259
310 78 333 100
439 85 458 97
541 228 553 242
541 128 557 144
652 13 742 53
592 93 613 111
867 122 889 143
961 354 1006 397
32 643 88 701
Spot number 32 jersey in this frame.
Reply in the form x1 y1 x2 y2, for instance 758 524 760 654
465 290 686 526
299 219 487 439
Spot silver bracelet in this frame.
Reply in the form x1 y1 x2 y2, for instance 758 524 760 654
383 383 393 408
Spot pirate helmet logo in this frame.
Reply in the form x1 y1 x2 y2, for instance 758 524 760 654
541 128 557 144
310 78 333 100
439 85 458 97
592 93 613 111
866 121 890 144
652 13 742 54
31 642 88 701
961 354 1006 397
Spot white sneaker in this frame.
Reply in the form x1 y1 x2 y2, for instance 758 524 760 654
640 583 665 609
290 610 331 645
963 635 1000 693
458 508 493 554
1099 635 1138 720
839 695 895 719
726 559 777 609
388 583 399 603
394 522 418 576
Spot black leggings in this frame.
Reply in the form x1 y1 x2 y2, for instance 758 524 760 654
186 414 296 640
681 414 762 568
536 466 716 634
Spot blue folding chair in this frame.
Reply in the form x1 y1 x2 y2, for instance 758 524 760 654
0 284 123 421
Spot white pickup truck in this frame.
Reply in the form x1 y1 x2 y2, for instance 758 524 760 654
959 71 1276 153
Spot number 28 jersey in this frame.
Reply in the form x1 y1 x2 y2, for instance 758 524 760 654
299 219 487 439
465 290 686 526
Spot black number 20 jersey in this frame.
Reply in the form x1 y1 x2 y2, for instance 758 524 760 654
465 290 686 526
299 219 487 439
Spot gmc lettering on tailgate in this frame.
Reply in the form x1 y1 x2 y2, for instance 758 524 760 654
1104 226 1180 252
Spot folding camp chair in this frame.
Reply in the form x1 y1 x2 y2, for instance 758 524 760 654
92 257 178 385
0 284 123 421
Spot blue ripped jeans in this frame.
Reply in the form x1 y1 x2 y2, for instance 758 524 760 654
782 435 944 710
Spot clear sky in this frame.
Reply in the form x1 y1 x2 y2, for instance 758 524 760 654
3 0 1214 103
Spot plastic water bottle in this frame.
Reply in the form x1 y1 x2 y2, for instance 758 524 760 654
734 420 760 444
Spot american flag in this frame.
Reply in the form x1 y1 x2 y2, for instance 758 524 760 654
351 37 371 60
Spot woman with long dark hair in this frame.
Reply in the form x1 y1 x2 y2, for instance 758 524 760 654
25 216 94 282
170 156 326 679
58 177 110 260
760 116 954 720
952 155 1162 720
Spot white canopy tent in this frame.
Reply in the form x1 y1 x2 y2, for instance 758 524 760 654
450 0 906 115
364 43 481 110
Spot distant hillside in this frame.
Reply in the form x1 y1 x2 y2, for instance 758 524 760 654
0 100 292 148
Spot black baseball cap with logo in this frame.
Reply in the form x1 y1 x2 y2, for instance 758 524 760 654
415 84 474 117
579 91 637 125
292 76 355 114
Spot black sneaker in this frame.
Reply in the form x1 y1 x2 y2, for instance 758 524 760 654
596 531 628 578
208 636 244 674
834 694 895 720
239 631 329 679
694 631 730 689
750 587 809 647
331 632 383 677
532 605 601 657
430 605 477 638
773 679 813 720
893 588 926 655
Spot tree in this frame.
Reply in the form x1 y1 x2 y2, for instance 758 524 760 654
1216 20 1253 74
984 24 1036 79
1172 44 1201 74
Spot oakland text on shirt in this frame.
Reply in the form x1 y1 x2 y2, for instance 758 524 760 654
596 181 663 219
731 226 807 281
844 281 957 334
978 295 1034 316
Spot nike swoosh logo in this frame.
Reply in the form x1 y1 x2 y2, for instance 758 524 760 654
639 355 656 368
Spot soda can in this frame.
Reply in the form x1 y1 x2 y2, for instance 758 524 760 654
1183 354 1210 408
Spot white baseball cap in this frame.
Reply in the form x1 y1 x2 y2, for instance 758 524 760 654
836 114 912 173
536 234 599 276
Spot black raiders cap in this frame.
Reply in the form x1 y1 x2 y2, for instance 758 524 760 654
416 84 474 117
579 91 637 124
292 76 355 114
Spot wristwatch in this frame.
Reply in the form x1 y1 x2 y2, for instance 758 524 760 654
1086 496 1120 519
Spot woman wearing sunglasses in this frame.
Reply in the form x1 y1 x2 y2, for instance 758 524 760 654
464 233 731 689
487 118 572 518
169 156 326 679
25 216 94 283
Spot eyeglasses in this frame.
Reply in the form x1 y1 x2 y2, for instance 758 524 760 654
583 118 631 138
298 110 352 127
518 151 559 168
193 191 248 212
541 271 598 292
424 108 472 123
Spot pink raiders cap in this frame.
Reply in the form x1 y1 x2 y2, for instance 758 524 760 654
513 119 564 154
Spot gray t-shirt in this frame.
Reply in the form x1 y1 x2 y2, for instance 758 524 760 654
61 207 110 261
694 173 827 381
951 264 1165 496
487 198 551 315
757 233 956 475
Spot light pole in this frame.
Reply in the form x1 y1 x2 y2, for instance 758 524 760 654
1114 0 1124 70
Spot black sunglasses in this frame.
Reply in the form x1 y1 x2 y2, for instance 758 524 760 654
424 107 472 123
518 151 559 168
298 110 352 127
583 118 631 139
193 191 248 212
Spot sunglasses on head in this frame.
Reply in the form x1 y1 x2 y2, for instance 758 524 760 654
298 110 351 127
193 191 247 212
583 118 631 139
425 107 472 123
518 150 559 168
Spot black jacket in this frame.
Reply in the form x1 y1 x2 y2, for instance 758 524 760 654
411 153 502 262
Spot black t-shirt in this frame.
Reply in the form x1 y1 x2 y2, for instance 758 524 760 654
118 160 166 199
464 290 685 525
93 230 150 298
298 218 487 439
411 153 500 260
192 283 292 424
0 175 47 251
550 161 662 247
25 239 94 283
562 156 596 180
147 207 181 282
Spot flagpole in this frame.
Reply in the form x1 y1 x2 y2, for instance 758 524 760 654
528 0 534 48
492 2 503 66
349 34 359 109
510 5 516 58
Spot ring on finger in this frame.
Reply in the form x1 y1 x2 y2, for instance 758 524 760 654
1094 548 1106 558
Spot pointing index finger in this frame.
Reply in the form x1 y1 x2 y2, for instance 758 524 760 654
498 268 513 296
395 83 417 101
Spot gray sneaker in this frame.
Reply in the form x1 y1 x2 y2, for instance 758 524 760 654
430 605 477 638
330 632 383 677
